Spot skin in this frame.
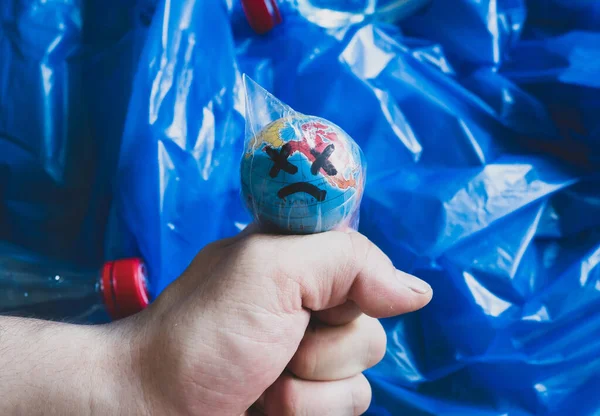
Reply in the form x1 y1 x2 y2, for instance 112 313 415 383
0 228 432 415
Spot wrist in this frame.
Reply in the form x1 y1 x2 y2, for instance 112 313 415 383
35 320 148 415
91 316 152 415
0 315 150 415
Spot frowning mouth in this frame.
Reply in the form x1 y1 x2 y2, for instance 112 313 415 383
277 182 327 202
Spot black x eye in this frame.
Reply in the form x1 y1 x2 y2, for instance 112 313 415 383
265 143 298 178
310 144 337 176
265 142 338 178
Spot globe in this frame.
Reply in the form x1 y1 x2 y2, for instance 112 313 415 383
241 115 365 234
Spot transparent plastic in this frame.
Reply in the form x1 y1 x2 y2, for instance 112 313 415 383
0 242 106 323
240 75 366 234
0 242 148 324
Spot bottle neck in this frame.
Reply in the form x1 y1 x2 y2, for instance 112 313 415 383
0 243 149 323
99 259 149 321
0 253 103 322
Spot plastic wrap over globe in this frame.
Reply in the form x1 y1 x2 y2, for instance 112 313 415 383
240 77 365 234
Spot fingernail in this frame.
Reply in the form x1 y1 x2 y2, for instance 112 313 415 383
397 270 431 294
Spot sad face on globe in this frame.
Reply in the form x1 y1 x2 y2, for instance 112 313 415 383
241 115 365 234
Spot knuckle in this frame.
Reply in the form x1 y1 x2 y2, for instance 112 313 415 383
233 234 304 313
200 239 220 252
347 231 371 254
347 232 373 264
232 234 277 268
237 233 268 256
349 231 395 281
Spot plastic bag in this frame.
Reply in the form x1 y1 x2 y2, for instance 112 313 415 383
241 76 366 234
112 0 600 414
501 30 600 167
525 0 600 35
399 0 527 68
0 0 88 260
113 0 248 296
0 0 149 264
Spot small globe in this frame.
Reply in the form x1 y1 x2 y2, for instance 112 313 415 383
241 115 365 234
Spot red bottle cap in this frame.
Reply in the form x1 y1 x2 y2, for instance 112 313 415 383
101 258 150 320
241 0 282 34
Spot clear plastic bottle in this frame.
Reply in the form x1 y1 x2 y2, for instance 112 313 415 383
240 0 430 33
0 242 149 324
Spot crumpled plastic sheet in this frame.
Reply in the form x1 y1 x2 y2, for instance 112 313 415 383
111 0 600 414
401 0 527 68
0 0 150 265
525 0 600 35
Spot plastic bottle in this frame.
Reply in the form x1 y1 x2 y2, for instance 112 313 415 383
240 0 431 33
0 242 149 324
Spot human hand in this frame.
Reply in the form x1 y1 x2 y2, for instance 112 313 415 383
123 229 432 415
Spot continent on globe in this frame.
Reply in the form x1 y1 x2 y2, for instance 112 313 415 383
241 115 365 234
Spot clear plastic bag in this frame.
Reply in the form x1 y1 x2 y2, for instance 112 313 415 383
240 76 366 234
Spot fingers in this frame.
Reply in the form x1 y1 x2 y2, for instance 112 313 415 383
263 372 371 416
237 230 432 318
288 314 386 381
313 301 362 326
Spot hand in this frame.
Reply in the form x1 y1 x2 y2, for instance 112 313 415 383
125 229 432 415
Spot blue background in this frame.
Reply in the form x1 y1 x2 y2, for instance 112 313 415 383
2 0 600 414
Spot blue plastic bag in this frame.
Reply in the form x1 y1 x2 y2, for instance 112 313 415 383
0 0 149 264
113 0 248 296
0 0 88 259
501 31 600 167
525 0 600 35
113 0 600 414
400 0 527 68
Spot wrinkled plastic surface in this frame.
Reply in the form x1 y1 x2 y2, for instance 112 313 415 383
374 0 432 24
240 76 365 234
401 0 527 68
0 0 150 265
293 0 375 29
111 0 600 414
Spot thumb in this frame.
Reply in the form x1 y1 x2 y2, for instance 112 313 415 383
251 230 432 318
